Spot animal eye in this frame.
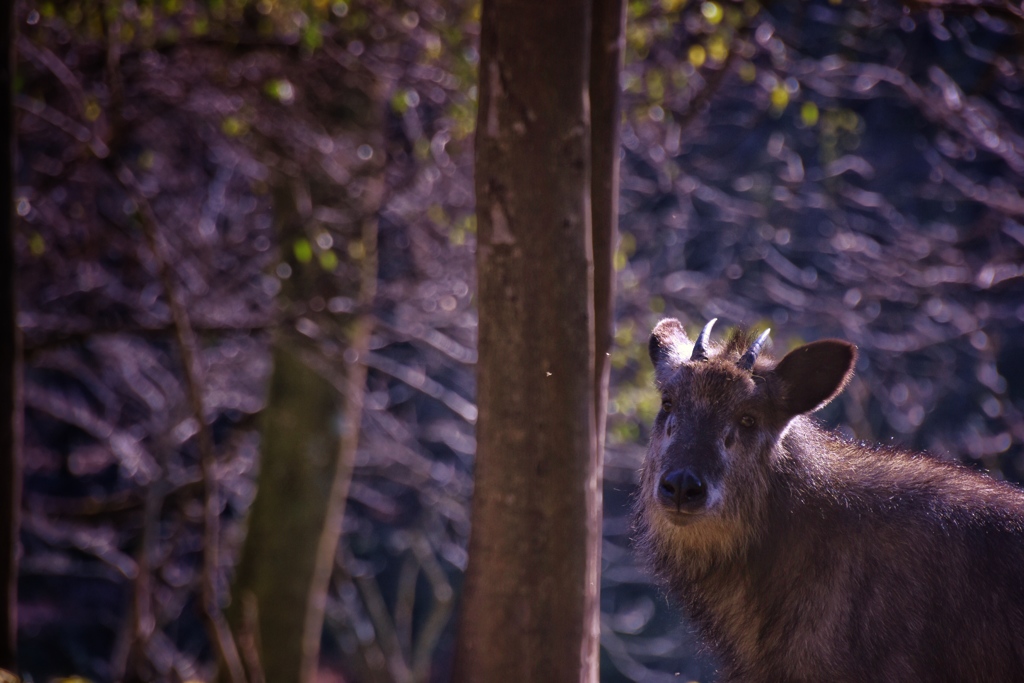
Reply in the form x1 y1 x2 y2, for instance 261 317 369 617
739 415 755 428
661 398 673 412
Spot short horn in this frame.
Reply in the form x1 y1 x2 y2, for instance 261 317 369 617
690 318 717 361
738 328 771 370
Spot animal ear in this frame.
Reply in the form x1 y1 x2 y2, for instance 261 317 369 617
771 340 857 417
649 318 691 370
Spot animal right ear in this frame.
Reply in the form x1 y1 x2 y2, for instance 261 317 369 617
771 340 857 418
649 318 691 370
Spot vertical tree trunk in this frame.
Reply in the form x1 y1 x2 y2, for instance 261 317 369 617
227 179 379 683
454 0 611 679
0 0 20 671
229 290 375 683
590 0 625 438
588 0 625 671
230 341 345 683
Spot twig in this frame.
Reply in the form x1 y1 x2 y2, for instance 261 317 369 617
117 478 165 680
362 352 477 422
409 535 453 683
393 551 419 662
14 94 109 158
352 564 413 683
115 165 247 683
300 132 383 679
22 319 272 356
373 318 477 365
237 592 265 683
20 510 137 579
15 35 86 115
327 573 391 683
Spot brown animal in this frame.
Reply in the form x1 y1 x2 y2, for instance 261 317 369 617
634 318 1024 682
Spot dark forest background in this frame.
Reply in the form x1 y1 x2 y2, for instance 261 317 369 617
11 0 1024 680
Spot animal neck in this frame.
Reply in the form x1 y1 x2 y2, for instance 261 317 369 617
679 437 828 670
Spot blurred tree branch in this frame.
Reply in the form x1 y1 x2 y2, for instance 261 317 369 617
117 166 248 683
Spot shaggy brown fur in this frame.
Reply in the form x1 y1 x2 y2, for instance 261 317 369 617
634 319 1024 683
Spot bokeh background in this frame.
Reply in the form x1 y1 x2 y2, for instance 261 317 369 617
13 0 1024 680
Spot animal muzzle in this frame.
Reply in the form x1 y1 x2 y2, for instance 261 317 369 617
657 468 709 515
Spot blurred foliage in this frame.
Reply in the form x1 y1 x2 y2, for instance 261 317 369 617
15 0 478 679
12 0 1024 680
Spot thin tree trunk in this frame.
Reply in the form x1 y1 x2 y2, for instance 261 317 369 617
230 340 343 683
118 165 248 683
454 0 603 680
588 0 625 671
591 0 624 439
228 176 379 683
0 1 21 671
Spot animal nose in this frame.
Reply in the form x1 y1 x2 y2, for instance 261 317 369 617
658 469 708 510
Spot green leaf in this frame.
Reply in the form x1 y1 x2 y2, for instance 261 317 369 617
294 238 313 264
770 84 789 112
801 101 819 127
319 250 338 271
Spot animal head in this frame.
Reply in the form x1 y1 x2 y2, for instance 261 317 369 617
639 318 857 562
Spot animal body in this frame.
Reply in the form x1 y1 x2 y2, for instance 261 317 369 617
634 318 1024 682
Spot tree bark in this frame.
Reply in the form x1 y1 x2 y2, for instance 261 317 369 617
227 172 379 683
0 0 21 671
591 0 624 439
588 0 625 671
230 340 344 683
453 0 613 679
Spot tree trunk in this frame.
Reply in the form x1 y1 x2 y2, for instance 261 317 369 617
0 0 21 671
229 341 346 683
588 0 625 670
227 180 378 683
590 0 625 440
454 0 617 678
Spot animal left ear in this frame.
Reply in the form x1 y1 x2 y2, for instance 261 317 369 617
649 318 691 371
770 340 857 418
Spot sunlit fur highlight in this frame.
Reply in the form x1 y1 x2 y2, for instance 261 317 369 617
635 320 1024 683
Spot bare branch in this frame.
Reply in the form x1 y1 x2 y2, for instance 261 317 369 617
115 165 247 683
